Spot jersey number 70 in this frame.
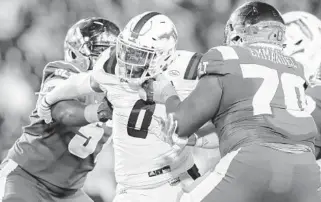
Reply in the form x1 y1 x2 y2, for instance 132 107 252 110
241 64 309 117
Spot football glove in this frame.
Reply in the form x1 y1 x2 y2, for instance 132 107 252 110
38 96 54 124
140 74 178 104
160 113 188 149
97 97 113 122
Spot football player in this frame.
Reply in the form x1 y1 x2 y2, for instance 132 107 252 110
141 2 321 202
283 11 321 83
36 12 219 202
283 11 321 160
0 17 119 202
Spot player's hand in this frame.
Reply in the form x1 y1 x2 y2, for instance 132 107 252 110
157 114 175 145
158 113 188 149
38 96 53 124
97 97 113 122
140 74 178 104
166 113 188 148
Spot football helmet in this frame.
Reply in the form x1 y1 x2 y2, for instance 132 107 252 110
116 11 178 86
283 11 321 81
64 17 120 72
224 1 285 47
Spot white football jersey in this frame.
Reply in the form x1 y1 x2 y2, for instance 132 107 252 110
92 50 202 188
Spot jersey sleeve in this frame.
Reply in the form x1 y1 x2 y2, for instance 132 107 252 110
91 46 119 91
39 61 81 94
198 46 240 79
38 61 90 105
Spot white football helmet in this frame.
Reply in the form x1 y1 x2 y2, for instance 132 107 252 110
116 11 178 86
283 11 321 81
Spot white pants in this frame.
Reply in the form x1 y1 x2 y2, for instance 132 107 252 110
113 171 197 202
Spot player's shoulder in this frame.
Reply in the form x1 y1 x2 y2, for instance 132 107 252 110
45 60 81 74
43 60 80 82
198 45 248 78
165 50 202 80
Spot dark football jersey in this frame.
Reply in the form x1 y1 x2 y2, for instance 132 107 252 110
305 85 321 147
199 45 318 156
6 61 109 190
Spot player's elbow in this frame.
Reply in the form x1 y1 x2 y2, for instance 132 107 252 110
51 101 78 124
175 116 203 138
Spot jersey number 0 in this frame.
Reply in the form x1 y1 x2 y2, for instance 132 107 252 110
127 99 156 139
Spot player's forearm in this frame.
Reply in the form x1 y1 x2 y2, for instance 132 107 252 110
52 101 101 127
51 96 113 126
167 95 214 138
45 72 95 105
168 76 222 138
170 104 208 138
165 95 201 137
165 95 181 114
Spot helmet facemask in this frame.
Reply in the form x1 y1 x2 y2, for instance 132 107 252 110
283 12 321 82
225 21 285 47
284 19 313 56
64 37 92 72
116 35 176 87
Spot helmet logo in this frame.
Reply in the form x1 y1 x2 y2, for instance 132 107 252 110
168 70 180 77
157 27 177 41
198 61 208 76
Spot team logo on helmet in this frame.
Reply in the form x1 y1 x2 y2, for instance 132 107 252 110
168 70 180 77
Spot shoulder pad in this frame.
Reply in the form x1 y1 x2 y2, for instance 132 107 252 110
40 60 81 92
42 60 80 82
167 50 202 80
198 46 239 78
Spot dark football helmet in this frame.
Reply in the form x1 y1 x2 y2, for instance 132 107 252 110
64 17 120 72
224 1 285 47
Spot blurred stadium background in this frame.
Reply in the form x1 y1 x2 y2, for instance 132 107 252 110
0 0 320 201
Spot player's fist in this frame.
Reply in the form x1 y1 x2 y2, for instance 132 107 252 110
97 97 113 122
140 74 178 104
38 96 53 124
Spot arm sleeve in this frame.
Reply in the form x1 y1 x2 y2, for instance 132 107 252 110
45 72 96 105
169 75 223 137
